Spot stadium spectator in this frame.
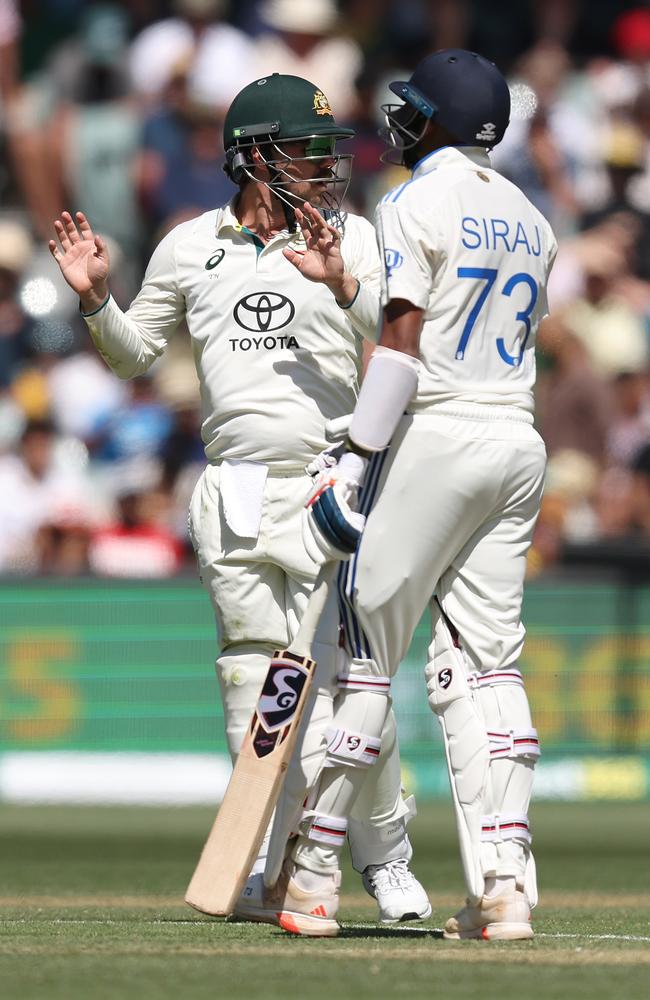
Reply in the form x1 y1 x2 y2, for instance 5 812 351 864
579 123 650 280
47 5 144 301
136 73 237 238
252 0 363 119
0 0 20 107
0 418 97 574
536 315 613 465
128 0 254 111
89 461 185 578
629 442 650 538
494 40 607 224
91 376 173 464
0 219 35 387
607 372 650 469
559 237 649 379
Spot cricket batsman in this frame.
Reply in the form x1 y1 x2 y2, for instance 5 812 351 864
261 50 557 938
48 73 429 925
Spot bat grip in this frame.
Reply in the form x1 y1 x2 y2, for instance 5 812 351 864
290 562 337 659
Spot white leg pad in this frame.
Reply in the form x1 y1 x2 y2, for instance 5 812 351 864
264 685 333 886
348 707 415 871
474 668 541 906
292 675 391 875
426 610 490 904
216 642 276 760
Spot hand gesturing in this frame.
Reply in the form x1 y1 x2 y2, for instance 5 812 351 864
48 211 110 300
283 201 344 287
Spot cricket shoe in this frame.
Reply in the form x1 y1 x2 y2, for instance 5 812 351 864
362 858 432 923
233 860 340 937
443 887 534 941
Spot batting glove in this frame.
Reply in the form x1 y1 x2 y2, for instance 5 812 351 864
303 452 367 564
304 442 346 478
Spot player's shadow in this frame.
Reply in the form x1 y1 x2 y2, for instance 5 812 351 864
340 924 445 940
274 923 445 940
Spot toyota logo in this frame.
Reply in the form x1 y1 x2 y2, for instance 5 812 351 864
233 292 295 333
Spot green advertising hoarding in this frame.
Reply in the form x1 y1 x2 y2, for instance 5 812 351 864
1 579 650 800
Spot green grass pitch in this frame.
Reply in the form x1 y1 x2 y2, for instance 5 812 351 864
1 802 649 999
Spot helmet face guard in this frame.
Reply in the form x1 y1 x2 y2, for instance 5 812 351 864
379 101 432 167
234 132 353 231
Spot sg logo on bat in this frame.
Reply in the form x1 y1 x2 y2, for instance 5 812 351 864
257 659 311 733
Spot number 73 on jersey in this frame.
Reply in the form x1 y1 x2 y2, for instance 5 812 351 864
455 267 539 367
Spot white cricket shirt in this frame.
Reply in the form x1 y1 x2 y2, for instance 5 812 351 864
376 146 557 414
84 200 380 471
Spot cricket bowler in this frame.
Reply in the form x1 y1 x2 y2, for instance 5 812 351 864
48 73 429 924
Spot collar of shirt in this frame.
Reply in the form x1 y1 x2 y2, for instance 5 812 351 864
411 145 491 179
215 197 305 248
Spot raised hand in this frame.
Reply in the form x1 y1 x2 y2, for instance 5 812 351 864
283 202 357 303
49 211 110 309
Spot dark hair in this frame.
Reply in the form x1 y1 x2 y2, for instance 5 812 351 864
21 418 56 441
632 443 650 477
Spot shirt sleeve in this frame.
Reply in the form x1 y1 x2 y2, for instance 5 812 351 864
538 221 558 318
339 215 381 342
375 196 435 310
83 227 185 379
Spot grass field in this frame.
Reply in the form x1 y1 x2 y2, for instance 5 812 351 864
1 801 649 999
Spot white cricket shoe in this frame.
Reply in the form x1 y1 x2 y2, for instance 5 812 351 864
443 887 534 941
233 860 340 937
362 858 432 923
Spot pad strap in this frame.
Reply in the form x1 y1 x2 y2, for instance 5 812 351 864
337 675 391 693
488 728 541 760
471 668 525 689
325 726 381 767
300 811 348 847
481 813 532 845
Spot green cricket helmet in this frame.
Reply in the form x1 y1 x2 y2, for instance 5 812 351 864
223 73 354 227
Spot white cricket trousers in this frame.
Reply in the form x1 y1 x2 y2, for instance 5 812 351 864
338 405 546 677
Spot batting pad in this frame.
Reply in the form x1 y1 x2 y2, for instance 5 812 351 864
426 605 491 901
474 671 541 905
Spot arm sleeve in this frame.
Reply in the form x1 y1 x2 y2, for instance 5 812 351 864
375 198 436 310
83 228 184 379
340 215 381 342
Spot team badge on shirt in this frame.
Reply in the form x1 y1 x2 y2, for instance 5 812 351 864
384 248 404 277
313 90 333 116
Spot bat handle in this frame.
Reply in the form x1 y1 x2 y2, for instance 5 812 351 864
290 562 337 659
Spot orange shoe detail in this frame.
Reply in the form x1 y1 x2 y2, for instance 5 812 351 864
278 913 302 934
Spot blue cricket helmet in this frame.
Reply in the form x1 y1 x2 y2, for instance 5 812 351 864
389 49 510 148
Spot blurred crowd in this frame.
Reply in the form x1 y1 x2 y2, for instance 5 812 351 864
0 0 650 578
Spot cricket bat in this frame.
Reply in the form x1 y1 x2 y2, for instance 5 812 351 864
185 563 334 916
